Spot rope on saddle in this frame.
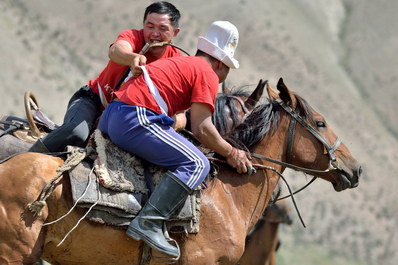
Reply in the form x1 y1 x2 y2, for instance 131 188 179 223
27 147 88 216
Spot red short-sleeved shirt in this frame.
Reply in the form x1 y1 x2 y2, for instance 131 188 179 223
115 56 219 116
88 29 182 106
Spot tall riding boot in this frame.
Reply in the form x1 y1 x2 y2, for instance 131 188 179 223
28 139 49 153
127 171 191 258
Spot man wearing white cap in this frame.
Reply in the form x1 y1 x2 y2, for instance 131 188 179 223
99 21 252 258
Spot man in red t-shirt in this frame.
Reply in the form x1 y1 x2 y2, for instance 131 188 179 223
99 21 253 259
29 1 182 152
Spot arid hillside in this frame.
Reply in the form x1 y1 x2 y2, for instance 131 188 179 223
1 0 397 264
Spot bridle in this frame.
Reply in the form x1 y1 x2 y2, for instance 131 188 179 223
249 100 343 200
247 100 343 227
251 100 342 174
209 99 344 227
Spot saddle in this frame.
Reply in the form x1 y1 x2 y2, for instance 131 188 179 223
0 91 57 144
4 92 206 233
0 92 60 161
68 130 207 234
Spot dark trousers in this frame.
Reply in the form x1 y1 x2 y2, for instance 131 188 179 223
42 86 102 152
99 101 210 190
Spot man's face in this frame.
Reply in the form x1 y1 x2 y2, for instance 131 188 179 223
143 13 180 58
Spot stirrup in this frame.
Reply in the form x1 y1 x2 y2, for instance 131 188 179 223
148 222 181 264
149 239 180 264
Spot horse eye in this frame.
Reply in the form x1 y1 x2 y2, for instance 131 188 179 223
316 121 326 128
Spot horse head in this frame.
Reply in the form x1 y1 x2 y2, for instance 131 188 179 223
215 79 267 136
265 77 361 191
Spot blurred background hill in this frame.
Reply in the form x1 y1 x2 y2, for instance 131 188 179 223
1 0 397 264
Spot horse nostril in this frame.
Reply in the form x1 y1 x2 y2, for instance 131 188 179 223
357 166 363 178
351 166 362 188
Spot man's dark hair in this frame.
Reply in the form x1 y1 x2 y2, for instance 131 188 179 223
195 50 219 63
143 1 181 28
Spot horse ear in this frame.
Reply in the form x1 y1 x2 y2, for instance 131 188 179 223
267 81 279 101
245 79 267 110
277 78 296 107
222 82 231 94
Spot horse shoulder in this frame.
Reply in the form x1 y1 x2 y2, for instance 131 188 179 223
179 178 248 263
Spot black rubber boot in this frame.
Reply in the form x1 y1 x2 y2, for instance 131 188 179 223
126 172 191 258
28 139 49 153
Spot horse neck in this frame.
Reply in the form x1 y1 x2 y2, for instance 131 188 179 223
210 113 292 230
251 111 291 170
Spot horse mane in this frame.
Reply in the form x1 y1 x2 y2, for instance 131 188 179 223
229 92 316 150
228 100 279 149
211 85 316 152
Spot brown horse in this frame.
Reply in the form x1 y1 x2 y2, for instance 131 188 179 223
237 201 292 265
0 78 361 264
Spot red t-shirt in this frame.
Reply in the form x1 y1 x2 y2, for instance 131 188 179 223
88 28 182 106
115 56 219 116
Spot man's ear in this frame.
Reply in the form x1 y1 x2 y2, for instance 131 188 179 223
173 28 181 37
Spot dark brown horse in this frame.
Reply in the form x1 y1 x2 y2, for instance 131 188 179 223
0 78 361 264
237 201 292 265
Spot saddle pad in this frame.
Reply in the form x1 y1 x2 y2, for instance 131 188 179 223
70 161 144 216
69 161 201 233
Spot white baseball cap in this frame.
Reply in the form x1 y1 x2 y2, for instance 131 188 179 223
197 21 239 69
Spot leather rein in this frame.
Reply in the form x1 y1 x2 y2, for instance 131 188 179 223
208 100 343 227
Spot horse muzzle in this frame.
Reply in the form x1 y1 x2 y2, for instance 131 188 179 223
333 165 361 192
